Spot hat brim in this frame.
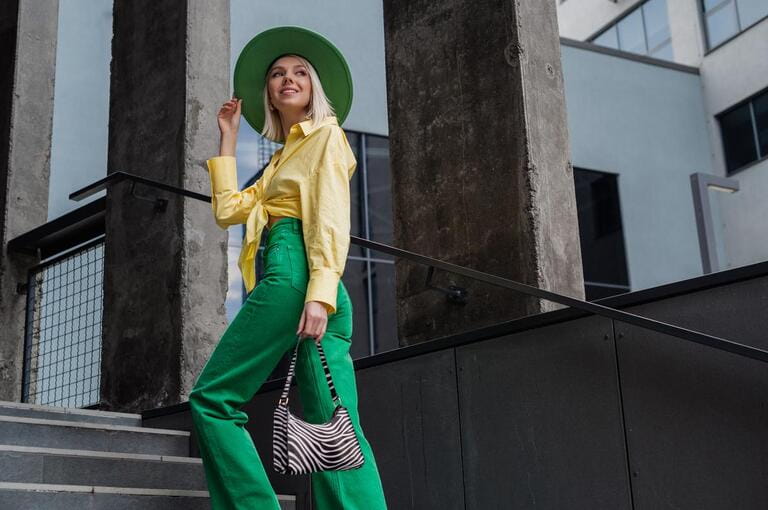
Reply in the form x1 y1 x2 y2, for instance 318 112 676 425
233 26 353 142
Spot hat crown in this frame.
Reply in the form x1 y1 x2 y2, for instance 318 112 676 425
233 26 353 143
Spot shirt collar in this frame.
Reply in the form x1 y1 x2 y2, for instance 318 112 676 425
296 115 338 137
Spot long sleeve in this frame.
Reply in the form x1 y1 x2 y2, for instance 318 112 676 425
206 155 263 229
298 126 357 315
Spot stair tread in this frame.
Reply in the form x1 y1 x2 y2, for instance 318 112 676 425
0 481 296 500
0 415 188 436
0 401 140 419
0 444 201 463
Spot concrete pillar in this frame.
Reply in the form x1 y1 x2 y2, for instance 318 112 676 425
102 0 229 412
0 0 59 401
383 0 585 345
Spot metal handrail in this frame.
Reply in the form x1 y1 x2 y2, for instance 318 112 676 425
70 171 768 364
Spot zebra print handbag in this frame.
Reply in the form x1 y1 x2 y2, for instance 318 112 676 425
272 334 365 475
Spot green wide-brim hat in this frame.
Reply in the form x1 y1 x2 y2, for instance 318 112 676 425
233 25 353 141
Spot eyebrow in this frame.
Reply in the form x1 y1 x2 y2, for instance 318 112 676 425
270 64 307 71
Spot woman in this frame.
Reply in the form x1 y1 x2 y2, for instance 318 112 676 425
188 26 388 510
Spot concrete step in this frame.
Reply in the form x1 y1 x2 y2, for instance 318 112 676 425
0 416 189 456
0 400 142 427
0 482 297 509
0 445 206 491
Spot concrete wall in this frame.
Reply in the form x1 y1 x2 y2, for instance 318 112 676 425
561 43 713 291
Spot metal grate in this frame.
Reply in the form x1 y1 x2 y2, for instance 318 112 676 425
21 237 105 408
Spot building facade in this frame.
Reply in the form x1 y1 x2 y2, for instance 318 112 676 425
558 0 768 274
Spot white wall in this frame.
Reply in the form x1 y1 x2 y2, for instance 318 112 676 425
561 44 714 290
702 19 768 269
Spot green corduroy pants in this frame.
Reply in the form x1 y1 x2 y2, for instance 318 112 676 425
189 217 388 510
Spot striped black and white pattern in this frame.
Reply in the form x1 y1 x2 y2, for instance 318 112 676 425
273 335 365 475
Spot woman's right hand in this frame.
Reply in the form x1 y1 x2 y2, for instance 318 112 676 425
217 96 242 136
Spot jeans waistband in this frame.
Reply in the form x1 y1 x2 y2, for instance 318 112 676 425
266 216 302 243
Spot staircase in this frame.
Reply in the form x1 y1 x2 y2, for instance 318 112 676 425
0 400 296 509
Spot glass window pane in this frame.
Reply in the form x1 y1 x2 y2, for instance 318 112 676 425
365 135 395 261
369 260 398 355
753 92 768 158
720 103 759 172
345 131 366 259
594 26 619 49
617 9 647 54
344 258 373 360
736 0 768 28
643 0 671 51
705 2 739 47
650 40 675 61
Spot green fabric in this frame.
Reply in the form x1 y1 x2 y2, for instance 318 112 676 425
234 25 354 140
189 217 387 510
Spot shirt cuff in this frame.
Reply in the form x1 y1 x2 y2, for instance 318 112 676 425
305 268 341 315
206 156 238 191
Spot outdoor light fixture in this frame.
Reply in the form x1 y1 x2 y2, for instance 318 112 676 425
690 172 739 274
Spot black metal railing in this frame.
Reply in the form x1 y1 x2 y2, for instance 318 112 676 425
68 171 768 365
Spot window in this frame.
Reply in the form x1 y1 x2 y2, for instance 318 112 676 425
589 0 674 61
573 168 630 301
718 88 768 174
702 0 768 49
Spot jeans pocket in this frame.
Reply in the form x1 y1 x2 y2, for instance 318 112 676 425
286 244 309 295
263 242 285 276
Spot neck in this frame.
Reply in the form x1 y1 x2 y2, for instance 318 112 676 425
280 110 309 139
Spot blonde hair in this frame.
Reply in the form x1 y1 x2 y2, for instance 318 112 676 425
261 54 336 144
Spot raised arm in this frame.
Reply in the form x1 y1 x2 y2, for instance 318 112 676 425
298 126 357 315
206 155 264 229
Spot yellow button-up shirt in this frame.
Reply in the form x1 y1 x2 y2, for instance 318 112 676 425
205 115 356 315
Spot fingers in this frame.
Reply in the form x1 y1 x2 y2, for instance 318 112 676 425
296 308 306 337
297 303 327 341
218 97 241 114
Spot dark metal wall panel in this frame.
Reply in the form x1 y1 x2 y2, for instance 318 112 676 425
456 315 632 510
615 275 768 510
354 348 465 510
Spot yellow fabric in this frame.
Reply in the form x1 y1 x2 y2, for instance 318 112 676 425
205 115 356 315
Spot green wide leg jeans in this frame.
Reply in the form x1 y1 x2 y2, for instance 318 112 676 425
189 217 388 510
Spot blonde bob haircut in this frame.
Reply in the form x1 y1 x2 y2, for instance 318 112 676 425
261 54 337 144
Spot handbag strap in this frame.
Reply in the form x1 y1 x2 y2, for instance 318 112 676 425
278 334 340 407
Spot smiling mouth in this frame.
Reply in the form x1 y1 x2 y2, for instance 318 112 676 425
281 89 299 95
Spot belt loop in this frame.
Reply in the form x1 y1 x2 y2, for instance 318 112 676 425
293 219 301 233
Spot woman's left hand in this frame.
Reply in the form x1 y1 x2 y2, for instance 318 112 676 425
297 301 328 342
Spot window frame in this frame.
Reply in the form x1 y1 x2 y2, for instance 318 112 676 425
701 0 768 53
587 0 673 61
716 86 768 176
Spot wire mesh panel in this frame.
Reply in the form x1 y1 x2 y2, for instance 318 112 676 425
22 238 105 408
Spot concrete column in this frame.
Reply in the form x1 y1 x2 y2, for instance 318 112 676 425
0 0 59 401
102 0 229 412
383 0 585 345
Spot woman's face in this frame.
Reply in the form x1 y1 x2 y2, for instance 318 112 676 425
267 55 312 115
